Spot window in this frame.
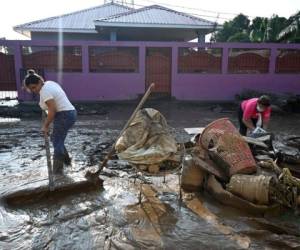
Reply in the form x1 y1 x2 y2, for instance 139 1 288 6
178 47 222 73
276 49 300 73
22 46 82 72
228 49 270 74
89 46 139 73
0 46 16 91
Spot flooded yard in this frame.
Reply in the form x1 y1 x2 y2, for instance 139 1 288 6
1 103 300 249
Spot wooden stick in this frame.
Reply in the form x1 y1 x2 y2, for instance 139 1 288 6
85 83 155 180
42 111 55 191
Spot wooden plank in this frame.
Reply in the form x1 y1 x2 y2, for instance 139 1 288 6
256 135 271 142
243 136 268 148
193 156 228 181
184 127 205 135
255 155 273 161
1 173 103 206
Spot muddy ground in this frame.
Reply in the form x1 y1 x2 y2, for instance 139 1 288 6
1 102 300 250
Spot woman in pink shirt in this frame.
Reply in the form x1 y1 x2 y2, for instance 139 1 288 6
238 95 272 136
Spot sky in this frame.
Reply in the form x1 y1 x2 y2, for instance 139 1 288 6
0 0 299 39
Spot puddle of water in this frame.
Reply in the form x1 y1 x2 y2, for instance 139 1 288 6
0 111 299 249
0 118 20 123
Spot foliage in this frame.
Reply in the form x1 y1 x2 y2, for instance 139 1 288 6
277 11 300 43
212 11 299 43
249 17 268 42
227 32 251 42
264 15 288 42
212 14 250 42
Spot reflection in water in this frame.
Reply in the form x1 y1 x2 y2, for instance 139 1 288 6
0 118 20 123
0 113 300 249
0 205 31 250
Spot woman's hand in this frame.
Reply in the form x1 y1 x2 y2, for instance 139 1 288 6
42 99 57 135
242 118 255 131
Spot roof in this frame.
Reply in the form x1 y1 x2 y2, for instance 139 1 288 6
14 3 133 35
94 5 217 29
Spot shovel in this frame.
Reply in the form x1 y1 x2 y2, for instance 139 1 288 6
42 111 55 191
85 83 155 183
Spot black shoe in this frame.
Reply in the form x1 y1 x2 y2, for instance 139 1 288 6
63 148 72 166
53 157 64 175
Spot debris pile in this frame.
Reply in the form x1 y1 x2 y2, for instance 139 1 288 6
182 118 300 214
114 108 300 213
115 108 183 175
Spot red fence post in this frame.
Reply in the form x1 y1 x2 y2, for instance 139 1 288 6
269 47 277 74
222 46 228 74
82 45 89 74
171 45 178 96
13 42 24 101
139 45 146 90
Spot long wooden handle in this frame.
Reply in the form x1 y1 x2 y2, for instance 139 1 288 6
95 83 155 175
42 111 55 191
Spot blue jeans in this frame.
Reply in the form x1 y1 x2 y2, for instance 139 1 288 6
51 110 77 159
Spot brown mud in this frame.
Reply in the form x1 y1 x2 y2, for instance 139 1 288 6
1 103 300 249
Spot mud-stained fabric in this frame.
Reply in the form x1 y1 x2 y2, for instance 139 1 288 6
115 108 177 165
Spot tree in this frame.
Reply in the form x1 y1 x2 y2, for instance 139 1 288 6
249 17 268 42
212 12 299 43
212 14 250 42
231 14 250 31
277 11 300 43
264 15 287 42
228 32 251 42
